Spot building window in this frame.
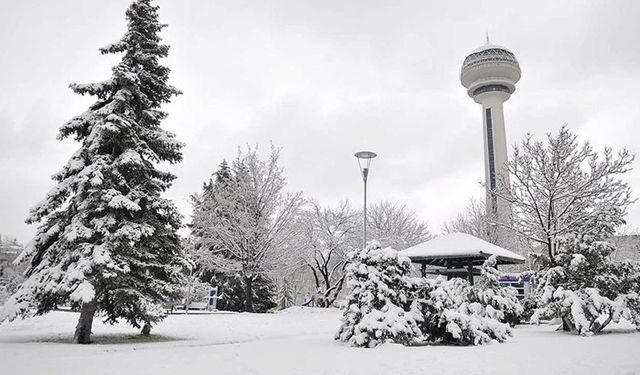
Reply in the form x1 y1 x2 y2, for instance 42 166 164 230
485 108 498 214
473 84 510 96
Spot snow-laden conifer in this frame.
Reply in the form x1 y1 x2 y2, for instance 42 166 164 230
474 255 524 326
337 246 522 347
335 242 421 348
0 0 183 344
531 231 640 335
410 265 516 346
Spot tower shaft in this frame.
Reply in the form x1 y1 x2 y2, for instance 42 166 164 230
478 93 511 230
460 40 521 246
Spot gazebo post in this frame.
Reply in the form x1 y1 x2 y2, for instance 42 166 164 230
467 259 474 286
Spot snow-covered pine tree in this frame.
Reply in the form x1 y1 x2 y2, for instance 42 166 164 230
410 274 514 346
474 255 524 326
188 160 234 267
335 241 421 348
0 0 184 344
407 257 520 346
337 248 520 347
531 213 640 334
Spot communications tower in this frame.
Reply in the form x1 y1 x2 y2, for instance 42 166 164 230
460 36 521 240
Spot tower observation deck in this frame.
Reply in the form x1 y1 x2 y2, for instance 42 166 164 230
460 37 521 242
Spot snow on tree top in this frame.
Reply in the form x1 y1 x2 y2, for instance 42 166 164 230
399 232 525 264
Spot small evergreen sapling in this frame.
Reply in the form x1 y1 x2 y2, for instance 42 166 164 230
335 241 421 348
0 0 184 344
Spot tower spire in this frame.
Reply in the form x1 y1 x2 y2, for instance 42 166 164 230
486 32 490 44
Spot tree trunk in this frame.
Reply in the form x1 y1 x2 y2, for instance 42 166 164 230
547 240 555 266
561 316 576 332
73 300 97 344
592 314 613 333
244 276 254 313
141 323 152 336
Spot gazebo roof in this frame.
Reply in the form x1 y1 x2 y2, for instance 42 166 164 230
400 232 525 267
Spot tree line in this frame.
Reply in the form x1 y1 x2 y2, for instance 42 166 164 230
187 145 434 313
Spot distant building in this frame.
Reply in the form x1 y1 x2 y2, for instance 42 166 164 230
0 235 23 257
0 235 25 283
610 235 640 263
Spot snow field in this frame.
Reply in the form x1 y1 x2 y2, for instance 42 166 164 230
1 307 639 375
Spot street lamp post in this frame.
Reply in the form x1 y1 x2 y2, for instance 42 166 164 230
355 151 377 249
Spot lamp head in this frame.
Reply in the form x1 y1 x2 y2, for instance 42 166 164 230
355 151 377 160
355 151 377 182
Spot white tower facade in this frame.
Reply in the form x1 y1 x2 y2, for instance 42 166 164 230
460 39 521 241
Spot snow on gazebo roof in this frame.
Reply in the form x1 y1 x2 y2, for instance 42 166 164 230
400 232 525 266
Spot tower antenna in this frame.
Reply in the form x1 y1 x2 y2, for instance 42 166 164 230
486 32 490 44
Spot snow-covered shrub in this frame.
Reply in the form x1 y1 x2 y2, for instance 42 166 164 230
410 275 513 345
337 248 521 347
531 234 640 335
474 256 524 326
409 257 521 345
519 296 538 323
335 241 421 347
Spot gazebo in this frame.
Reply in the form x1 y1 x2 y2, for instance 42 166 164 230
400 232 525 285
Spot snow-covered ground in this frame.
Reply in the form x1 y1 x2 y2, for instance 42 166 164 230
1 307 639 375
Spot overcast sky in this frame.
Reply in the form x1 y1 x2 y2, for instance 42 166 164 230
1 0 639 244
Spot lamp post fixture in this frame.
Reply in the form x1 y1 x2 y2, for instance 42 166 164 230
355 151 377 249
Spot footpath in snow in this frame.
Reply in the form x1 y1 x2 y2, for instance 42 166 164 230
1 307 639 375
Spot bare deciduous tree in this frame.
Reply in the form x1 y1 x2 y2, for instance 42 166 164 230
367 201 434 250
190 145 303 312
495 126 634 265
443 197 494 242
299 201 360 307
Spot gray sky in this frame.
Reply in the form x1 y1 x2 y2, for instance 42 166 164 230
1 0 639 244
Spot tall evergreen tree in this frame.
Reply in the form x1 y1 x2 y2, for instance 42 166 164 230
0 0 184 344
